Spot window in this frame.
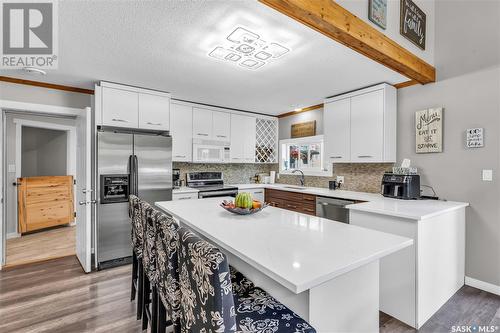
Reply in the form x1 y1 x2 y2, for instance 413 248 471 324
279 135 331 176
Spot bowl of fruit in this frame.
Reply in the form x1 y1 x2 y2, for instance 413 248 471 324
220 192 268 215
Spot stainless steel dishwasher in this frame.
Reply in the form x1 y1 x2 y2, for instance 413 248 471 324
316 196 355 223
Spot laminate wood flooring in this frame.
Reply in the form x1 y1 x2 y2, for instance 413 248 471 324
5 225 75 267
0 256 499 333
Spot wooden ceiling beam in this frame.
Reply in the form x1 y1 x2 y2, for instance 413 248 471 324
259 0 436 84
0 76 94 95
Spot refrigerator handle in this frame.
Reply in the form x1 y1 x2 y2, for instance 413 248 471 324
133 155 139 196
128 155 136 197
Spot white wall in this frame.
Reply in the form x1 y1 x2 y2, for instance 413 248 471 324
337 0 435 65
278 108 324 140
21 127 68 177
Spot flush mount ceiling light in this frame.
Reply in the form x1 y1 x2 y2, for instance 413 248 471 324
208 26 291 70
22 66 46 75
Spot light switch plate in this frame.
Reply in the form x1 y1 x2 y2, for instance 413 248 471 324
482 169 493 181
8 164 16 173
336 176 345 184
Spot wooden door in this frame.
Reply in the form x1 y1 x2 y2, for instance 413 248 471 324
18 176 75 233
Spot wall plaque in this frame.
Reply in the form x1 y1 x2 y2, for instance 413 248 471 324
466 128 484 148
369 0 387 30
416 108 442 153
291 121 316 138
400 0 426 50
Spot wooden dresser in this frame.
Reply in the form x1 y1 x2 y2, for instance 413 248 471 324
264 188 316 216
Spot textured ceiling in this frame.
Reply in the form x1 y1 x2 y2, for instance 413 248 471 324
0 0 408 115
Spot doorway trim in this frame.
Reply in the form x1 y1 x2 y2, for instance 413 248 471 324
0 99 84 270
11 118 77 237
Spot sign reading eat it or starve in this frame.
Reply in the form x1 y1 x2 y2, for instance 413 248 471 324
416 108 443 153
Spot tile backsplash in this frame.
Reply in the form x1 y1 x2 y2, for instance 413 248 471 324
173 162 277 185
275 163 393 193
175 162 392 193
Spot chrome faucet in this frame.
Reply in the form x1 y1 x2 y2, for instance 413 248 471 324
292 169 305 186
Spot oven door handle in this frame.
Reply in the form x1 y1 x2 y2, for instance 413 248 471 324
199 190 238 198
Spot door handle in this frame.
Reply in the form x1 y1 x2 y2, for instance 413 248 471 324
79 201 87 205
82 189 93 193
330 156 343 159
216 135 227 138
196 133 209 136
112 118 129 123
358 155 373 158
146 122 162 126
80 200 97 205
12 182 21 186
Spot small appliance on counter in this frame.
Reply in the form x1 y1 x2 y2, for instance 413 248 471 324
173 168 181 188
381 173 420 200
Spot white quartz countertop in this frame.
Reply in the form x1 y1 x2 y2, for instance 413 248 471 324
173 187 199 194
156 197 413 294
230 183 469 220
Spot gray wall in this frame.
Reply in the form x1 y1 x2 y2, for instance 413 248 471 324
0 82 91 109
4 113 76 236
278 108 323 140
21 127 67 177
396 0 500 286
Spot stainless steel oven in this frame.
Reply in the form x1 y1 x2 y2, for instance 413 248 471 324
186 171 238 199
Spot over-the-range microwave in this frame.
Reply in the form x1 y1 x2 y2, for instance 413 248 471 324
192 138 231 163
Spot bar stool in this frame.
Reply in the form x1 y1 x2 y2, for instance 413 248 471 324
176 226 316 333
141 202 160 332
129 195 144 320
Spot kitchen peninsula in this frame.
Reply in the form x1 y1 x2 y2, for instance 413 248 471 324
156 197 413 333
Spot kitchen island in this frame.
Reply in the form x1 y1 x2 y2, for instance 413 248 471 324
156 197 413 333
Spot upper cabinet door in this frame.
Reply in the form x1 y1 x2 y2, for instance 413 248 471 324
138 94 170 130
170 103 193 162
212 111 231 141
324 98 350 163
102 87 139 128
230 114 245 162
244 116 256 162
350 90 384 162
193 108 212 139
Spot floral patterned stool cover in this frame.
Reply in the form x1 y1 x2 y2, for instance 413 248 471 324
129 195 143 259
177 226 316 333
229 266 255 297
234 287 316 333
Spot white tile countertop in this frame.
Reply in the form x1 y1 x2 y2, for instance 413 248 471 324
172 187 199 194
230 183 469 220
156 197 413 294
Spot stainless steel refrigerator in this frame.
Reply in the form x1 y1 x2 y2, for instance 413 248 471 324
96 126 172 269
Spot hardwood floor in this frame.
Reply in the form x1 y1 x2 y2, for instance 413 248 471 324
5 225 76 267
0 256 498 333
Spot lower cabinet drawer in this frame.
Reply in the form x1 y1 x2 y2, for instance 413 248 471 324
267 198 284 208
301 203 316 215
172 192 198 201
265 188 317 216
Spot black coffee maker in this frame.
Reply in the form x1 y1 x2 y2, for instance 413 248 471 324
173 169 181 188
381 173 420 200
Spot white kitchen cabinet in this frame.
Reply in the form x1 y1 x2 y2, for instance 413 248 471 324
193 108 213 139
324 97 350 163
230 114 256 163
172 192 199 201
138 93 170 130
170 103 193 162
323 83 396 163
350 90 384 162
98 82 171 130
212 111 231 141
102 87 139 128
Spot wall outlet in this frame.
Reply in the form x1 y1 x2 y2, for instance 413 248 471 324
336 176 345 184
482 169 493 181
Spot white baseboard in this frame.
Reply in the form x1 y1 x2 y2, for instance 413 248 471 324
6 232 21 239
465 276 500 296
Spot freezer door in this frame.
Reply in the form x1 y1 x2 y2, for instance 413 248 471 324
97 131 133 264
134 134 172 204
